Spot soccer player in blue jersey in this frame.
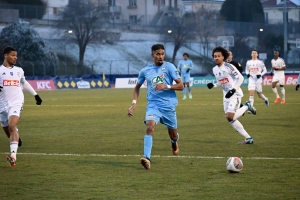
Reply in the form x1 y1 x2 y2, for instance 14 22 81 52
128 44 184 169
178 53 193 99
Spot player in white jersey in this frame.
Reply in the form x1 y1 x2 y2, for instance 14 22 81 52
0 46 42 167
245 50 269 111
207 46 256 144
270 50 286 104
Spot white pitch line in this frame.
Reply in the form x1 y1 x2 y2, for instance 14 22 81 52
1 152 299 160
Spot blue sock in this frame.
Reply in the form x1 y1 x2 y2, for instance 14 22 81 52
144 135 152 159
183 87 186 96
188 87 191 93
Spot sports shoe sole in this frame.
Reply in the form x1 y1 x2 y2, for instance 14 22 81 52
6 156 16 167
140 158 150 169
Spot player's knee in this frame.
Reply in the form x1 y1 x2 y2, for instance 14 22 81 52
8 124 17 133
146 125 155 134
226 116 233 122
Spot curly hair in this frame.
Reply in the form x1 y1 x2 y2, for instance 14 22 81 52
212 46 229 61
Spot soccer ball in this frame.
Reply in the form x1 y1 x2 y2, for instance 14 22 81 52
226 157 243 173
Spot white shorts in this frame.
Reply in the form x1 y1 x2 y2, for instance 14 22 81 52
248 79 262 92
223 96 241 114
0 106 22 127
272 76 285 85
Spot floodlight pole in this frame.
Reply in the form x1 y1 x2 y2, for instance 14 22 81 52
283 0 288 60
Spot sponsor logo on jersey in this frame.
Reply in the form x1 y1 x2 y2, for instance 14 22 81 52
3 80 20 86
218 78 229 84
250 68 259 72
10 72 13 76
151 74 164 85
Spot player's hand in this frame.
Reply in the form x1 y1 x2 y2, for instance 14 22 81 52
225 89 236 98
256 75 261 79
0 86 2 92
296 84 300 91
34 95 42 105
207 83 214 89
270 72 274 76
246 74 250 78
128 103 136 117
154 84 166 91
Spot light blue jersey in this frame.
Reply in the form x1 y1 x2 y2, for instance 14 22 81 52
138 62 181 108
178 59 193 75
298 73 300 84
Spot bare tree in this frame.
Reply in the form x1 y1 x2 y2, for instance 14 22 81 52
195 9 224 60
162 14 196 64
59 0 106 69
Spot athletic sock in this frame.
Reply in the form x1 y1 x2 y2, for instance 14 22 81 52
188 87 191 93
249 96 254 107
233 106 248 120
261 94 267 101
10 141 18 159
280 87 285 100
144 135 152 159
230 120 251 138
272 87 279 98
183 87 186 96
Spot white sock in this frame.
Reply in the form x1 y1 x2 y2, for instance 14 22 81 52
233 106 248 120
260 94 267 101
280 87 285 100
230 120 251 138
249 96 254 107
10 141 18 159
272 87 279 98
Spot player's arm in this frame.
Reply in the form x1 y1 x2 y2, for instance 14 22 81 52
187 61 193 72
170 78 184 90
245 62 250 78
21 79 42 105
260 63 267 77
278 60 286 71
128 83 142 117
207 69 220 89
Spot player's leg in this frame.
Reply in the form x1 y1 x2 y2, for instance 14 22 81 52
2 126 22 147
225 98 253 144
233 98 248 120
256 83 269 106
6 115 20 167
182 81 187 100
140 106 161 169
186 81 192 99
248 80 256 107
279 78 285 104
168 128 179 155
159 107 179 155
272 79 280 103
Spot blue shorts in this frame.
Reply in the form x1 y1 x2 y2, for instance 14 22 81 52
182 74 190 83
144 104 177 129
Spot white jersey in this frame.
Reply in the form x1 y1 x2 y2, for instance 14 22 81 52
271 57 286 78
0 65 25 111
213 62 244 98
245 59 267 79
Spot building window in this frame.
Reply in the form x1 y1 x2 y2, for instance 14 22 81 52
264 12 268 24
53 7 58 15
129 15 137 24
128 0 137 9
153 0 165 5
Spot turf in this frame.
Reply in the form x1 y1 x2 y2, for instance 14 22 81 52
0 86 299 200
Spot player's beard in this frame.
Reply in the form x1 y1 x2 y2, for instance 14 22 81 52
157 60 163 66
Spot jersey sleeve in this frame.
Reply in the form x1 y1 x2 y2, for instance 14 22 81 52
281 58 286 67
245 61 249 75
227 63 239 78
168 63 181 81
260 61 267 76
20 68 26 84
137 69 145 85
298 73 300 84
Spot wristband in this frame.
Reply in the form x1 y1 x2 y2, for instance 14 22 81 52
132 100 137 104
167 85 171 89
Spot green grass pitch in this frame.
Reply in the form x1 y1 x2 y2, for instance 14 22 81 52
0 86 299 199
